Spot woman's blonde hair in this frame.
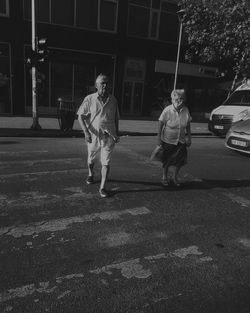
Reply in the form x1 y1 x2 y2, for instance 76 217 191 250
171 89 186 102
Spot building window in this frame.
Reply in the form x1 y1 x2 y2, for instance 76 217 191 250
159 11 178 42
128 5 149 38
75 0 98 29
23 0 118 32
99 0 118 31
51 0 74 26
127 0 178 42
0 0 9 16
76 0 118 31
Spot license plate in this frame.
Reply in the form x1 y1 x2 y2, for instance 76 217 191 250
214 125 224 129
231 139 247 147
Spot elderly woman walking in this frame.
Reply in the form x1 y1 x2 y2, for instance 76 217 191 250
156 89 192 187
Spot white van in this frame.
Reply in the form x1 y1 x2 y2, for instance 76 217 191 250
208 80 250 136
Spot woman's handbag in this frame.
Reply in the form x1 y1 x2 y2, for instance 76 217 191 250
150 145 164 162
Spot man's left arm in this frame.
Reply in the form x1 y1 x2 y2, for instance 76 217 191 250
114 100 120 142
185 122 192 147
185 108 192 147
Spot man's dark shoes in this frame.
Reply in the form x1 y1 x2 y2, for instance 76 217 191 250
86 176 94 185
99 188 108 198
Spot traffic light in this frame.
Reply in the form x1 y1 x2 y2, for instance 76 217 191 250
37 38 48 63
26 49 38 67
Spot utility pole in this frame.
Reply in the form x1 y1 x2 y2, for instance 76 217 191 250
173 9 185 90
30 0 42 130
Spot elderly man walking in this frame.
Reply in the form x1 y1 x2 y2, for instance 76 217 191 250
77 74 119 198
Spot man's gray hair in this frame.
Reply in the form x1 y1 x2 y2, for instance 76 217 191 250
95 73 109 84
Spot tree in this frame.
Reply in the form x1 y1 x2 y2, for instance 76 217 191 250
178 0 250 91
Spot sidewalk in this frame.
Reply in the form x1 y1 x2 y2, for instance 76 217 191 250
0 116 211 137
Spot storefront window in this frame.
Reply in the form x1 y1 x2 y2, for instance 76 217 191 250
74 64 95 102
51 62 73 106
24 49 115 114
122 58 145 115
0 43 11 113
0 0 9 16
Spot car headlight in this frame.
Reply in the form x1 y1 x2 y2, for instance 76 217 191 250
233 109 249 122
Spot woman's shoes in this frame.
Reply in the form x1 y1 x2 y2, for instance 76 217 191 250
171 177 181 187
161 179 169 187
161 177 181 187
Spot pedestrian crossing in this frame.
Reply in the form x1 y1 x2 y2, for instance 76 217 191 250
0 144 250 312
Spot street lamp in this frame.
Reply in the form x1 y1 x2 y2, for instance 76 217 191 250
173 9 185 90
30 0 42 130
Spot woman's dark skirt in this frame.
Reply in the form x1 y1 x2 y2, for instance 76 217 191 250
161 141 187 168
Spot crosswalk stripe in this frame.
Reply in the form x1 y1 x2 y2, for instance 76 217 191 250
0 168 85 178
90 245 212 279
223 192 250 208
0 150 49 155
0 245 212 303
0 157 83 165
0 207 151 238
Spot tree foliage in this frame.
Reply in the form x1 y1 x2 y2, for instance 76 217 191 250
178 0 250 79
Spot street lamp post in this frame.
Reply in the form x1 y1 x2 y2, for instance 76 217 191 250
30 0 42 130
173 9 185 90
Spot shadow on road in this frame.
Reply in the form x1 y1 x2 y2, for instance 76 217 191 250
107 178 250 195
0 140 20 144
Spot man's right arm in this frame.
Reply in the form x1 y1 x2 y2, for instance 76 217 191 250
78 114 92 143
77 99 92 143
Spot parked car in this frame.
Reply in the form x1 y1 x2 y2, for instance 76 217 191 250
208 80 250 136
225 118 250 154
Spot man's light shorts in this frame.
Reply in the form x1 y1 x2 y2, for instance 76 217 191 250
87 135 115 166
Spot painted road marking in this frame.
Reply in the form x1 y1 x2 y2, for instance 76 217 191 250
0 273 85 303
0 157 83 166
0 168 86 179
91 245 212 279
223 192 250 208
0 189 94 208
0 245 212 304
236 237 250 249
0 150 49 155
0 207 151 238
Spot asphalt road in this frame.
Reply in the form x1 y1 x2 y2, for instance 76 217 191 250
0 135 250 313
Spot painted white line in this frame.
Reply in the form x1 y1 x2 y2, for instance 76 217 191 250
0 273 84 303
0 150 49 155
0 283 57 303
0 157 83 165
223 192 250 208
90 258 151 279
236 238 250 249
91 245 212 280
0 245 212 304
0 207 151 238
170 245 203 259
0 168 85 178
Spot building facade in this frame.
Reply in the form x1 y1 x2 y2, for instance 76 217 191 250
0 0 222 118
